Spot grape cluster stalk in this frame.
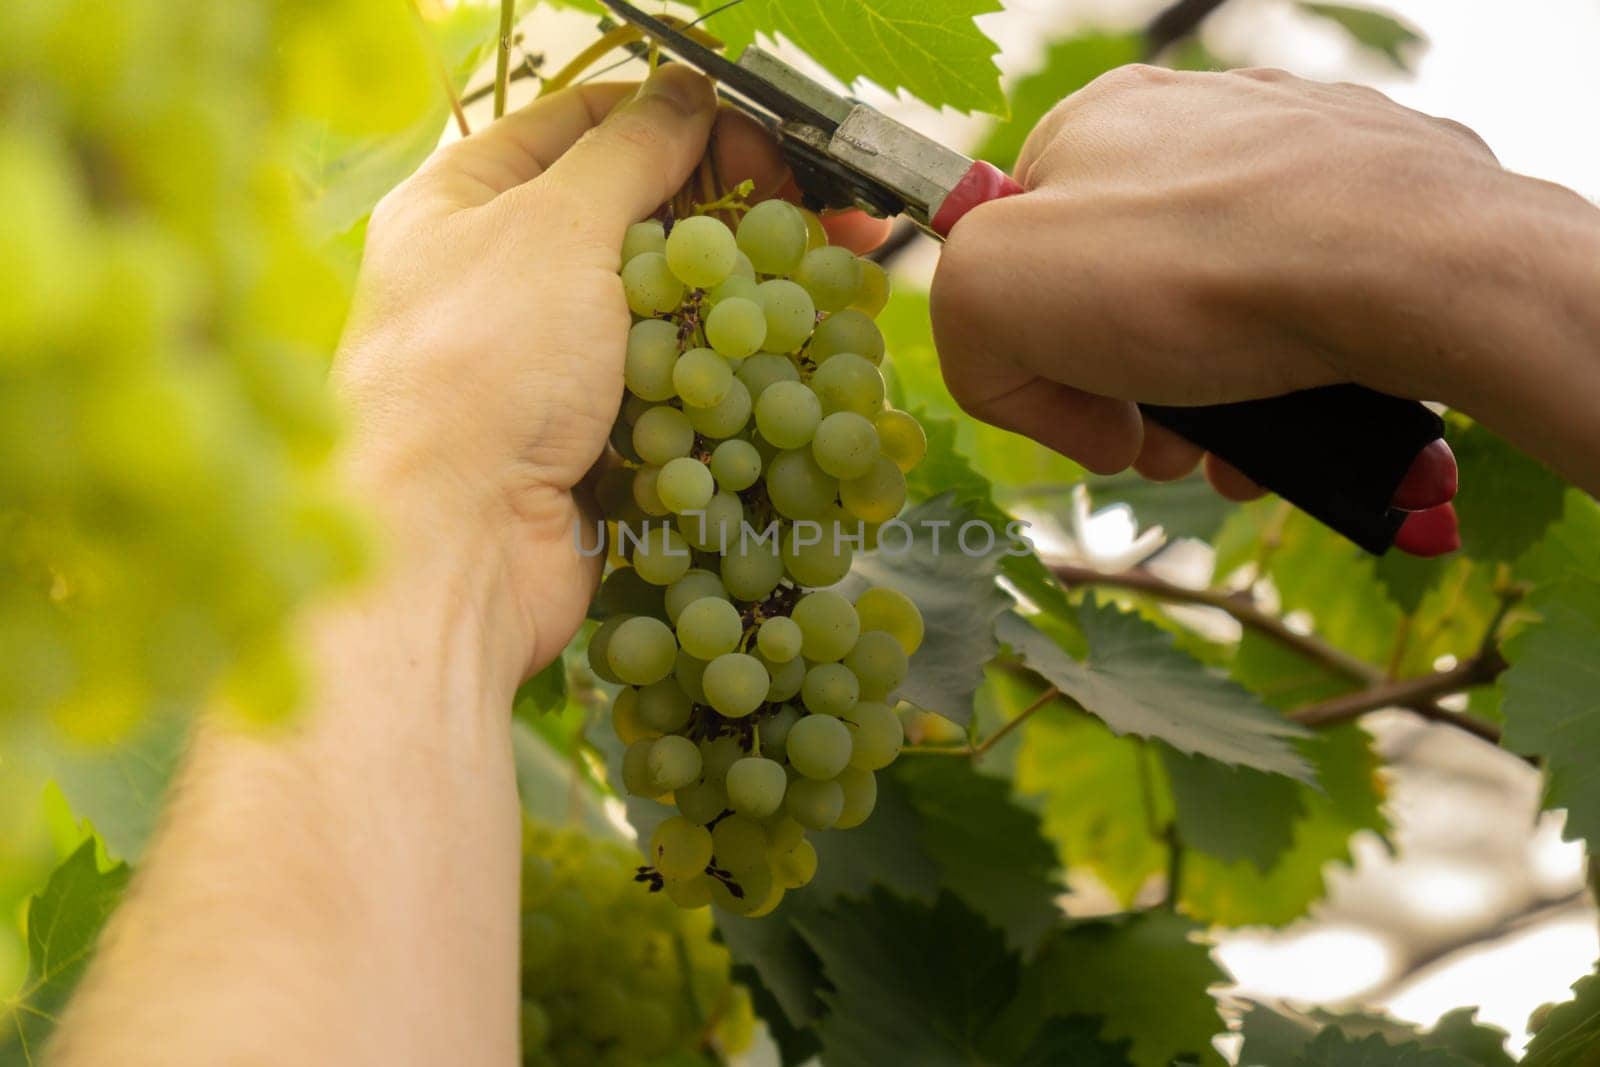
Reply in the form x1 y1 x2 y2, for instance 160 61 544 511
518 819 753 1067
591 200 929 916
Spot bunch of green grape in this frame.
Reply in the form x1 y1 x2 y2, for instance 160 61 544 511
0 0 453 738
591 200 929 916
519 818 753 1067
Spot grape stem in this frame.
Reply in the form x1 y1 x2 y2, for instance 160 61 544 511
493 0 515 118
903 685 1061 759
407 0 471 136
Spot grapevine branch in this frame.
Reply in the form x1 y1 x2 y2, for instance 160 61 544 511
1144 0 1234 58
1047 562 1511 746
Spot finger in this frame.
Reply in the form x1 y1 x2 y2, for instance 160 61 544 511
1203 453 1267 501
820 210 893 254
972 377 1143 476
529 65 718 244
415 82 638 208
1133 422 1205 481
711 107 796 200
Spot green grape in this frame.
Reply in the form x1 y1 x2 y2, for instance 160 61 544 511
648 734 703 791
771 838 818 889
765 449 838 520
850 258 891 317
624 319 680 402
664 874 715 909
833 766 878 829
786 713 853 778
801 208 829 250
840 456 908 523
720 532 783 601
622 219 667 263
708 439 762 492
731 250 757 279
623 737 667 796
622 251 685 316
710 814 769 874
594 566 666 619
736 199 809 275
711 859 776 917
756 616 802 663
808 309 885 365
674 778 728 825
784 776 843 830
707 273 762 306
685 377 752 439
596 466 639 520
632 466 669 516
677 490 743 554
702 653 769 718
761 653 806 703
854 586 924 655
843 630 909 700
735 351 801 399
609 419 644 464
753 380 822 449
675 651 708 703
607 616 678 685
587 615 632 684
874 409 927 472
756 279 817 354
725 756 787 818
650 815 714 880
637 678 692 732
665 215 738 289
675 596 744 660
621 392 654 425
763 813 807 853
790 590 861 662
612 687 654 745
656 456 715 515
781 522 854 588
704 297 767 360
664 569 726 624
793 246 862 312
620 1001 676 1055
698 734 745 782
632 405 694 466
522 999 552 1051
630 524 692 586
671 347 732 408
811 352 885 417
844 701 904 770
801 662 860 717
811 411 880 480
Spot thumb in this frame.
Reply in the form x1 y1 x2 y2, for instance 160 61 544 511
529 65 716 245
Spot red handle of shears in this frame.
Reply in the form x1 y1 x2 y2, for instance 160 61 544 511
930 161 1025 238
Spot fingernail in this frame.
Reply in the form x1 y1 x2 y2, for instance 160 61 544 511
638 65 711 115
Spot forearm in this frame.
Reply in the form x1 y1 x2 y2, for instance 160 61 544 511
50 512 527 1066
1424 175 1600 493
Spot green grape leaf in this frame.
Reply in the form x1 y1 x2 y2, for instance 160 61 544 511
735 965 822 1067
1517 490 1600 586
514 656 569 719
693 0 1006 115
843 494 1014 726
1161 748 1303 871
1296 3 1426 69
998 604 1313 780
1374 551 1450 615
1500 578 1600 843
990 911 1228 1067
298 4 500 239
1450 421 1568 563
1184 724 1386 927
1523 971 1600 1066
975 32 1141 171
2 837 130 1065
1087 470 1239 543
799 890 1021 1067
512 722 617 839
1013 1015 1135 1066
1013 699 1167 905
1293 1029 1474 1066
1242 1002 1514 1067
891 757 1062 952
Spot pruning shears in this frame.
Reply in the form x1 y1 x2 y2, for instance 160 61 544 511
597 0 1457 556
